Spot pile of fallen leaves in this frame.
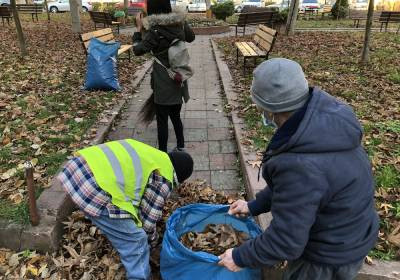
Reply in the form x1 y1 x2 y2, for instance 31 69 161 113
216 32 399 260
0 14 146 214
181 224 249 256
0 180 242 279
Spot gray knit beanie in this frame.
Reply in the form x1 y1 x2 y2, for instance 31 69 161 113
251 58 309 113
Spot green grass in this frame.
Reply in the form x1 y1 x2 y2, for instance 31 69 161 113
388 70 400 84
375 165 400 189
0 199 30 225
369 248 397 261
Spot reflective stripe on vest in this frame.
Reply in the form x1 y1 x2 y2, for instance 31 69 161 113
76 139 174 224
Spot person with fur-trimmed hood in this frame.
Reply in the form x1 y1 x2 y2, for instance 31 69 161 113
132 0 195 153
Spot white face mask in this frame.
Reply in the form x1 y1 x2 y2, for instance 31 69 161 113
261 112 277 129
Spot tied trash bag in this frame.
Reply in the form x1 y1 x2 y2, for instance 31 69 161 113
161 204 262 280
84 38 121 91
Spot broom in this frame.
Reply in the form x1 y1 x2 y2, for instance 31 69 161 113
139 93 156 126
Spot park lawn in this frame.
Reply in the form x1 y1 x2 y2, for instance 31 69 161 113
215 31 400 260
0 14 146 223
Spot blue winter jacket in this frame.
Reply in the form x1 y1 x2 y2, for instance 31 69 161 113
233 88 379 268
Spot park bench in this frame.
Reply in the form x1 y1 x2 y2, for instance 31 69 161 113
298 8 319 20
376 11 400 33
0 6 12 26
233 11 278 37
80 28 133 61
16 4 42 22
88 11 121 34
235 24 277 74
349 10 381 28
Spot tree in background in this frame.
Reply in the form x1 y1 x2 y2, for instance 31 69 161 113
10 0 27 56
285 0 299 35
210 1 234 21
69 0 81 33
332 0 349 19
361 0 374 63
124 0 128 9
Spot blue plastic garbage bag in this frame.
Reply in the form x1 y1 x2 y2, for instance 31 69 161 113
84 37 121 91
161 203 262 280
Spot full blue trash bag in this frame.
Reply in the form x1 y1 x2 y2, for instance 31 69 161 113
161 203 262 280
84 38 121 91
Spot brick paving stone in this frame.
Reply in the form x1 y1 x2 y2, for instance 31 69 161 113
108 128 135 140
209 140 238 154
185 110 207 119
184 128 207 142
185 141 209 154
211 170 241 191
207 110 226 119
207 128 234 141
207 117 231 128
192 154 210 171
184 118 208 129
189 171 211 184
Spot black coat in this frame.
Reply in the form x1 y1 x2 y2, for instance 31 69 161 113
133 12 195 105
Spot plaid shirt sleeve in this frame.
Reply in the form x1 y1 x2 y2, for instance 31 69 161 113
139 172 173 246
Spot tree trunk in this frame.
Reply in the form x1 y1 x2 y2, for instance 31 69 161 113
205 0 212 18
44 0 50 22
336 0 341 20
124 0 128 9
285 0 300 35
361 0 374 63
69 0 81 33
10 0 27 56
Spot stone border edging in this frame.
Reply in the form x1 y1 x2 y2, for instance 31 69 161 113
210 39 400 280
192 25 231 35
0 60 154 253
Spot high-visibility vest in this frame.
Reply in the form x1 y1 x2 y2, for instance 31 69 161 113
76 139 174 226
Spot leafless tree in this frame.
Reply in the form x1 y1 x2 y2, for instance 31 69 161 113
10 0 27 56
361 0 374 63
285 0 300 35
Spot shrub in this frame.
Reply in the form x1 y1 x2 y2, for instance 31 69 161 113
332 0 349 19
276 8 289 23
210 1 234 21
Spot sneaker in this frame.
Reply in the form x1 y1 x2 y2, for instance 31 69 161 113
172 147 186 152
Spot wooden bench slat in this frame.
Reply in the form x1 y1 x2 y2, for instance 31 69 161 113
247 42 266 56
235 42 251 57
258 24 276 37
241 42 258 56
81 28 113 42
118 45 133 56
255 29 274 45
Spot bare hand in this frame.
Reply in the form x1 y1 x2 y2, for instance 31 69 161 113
136 12 143 32
228 200 249 218
218 248 242 272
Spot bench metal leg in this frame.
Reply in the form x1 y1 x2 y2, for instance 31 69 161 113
243 57 247 75
128 49 131 62
385 22 388 32
243 25 246 36
397 24 400 34
236 48 239 63
235 25 238 37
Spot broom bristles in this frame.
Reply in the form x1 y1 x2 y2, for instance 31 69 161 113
139 93 156 126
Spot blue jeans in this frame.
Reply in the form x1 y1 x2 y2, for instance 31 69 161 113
88 210 151 280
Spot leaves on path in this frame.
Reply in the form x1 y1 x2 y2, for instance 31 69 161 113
0 180 242 279
0 15 147 207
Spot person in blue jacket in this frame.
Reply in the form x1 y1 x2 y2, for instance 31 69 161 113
218 58 379 280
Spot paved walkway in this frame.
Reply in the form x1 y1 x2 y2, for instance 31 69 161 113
108 35 241 193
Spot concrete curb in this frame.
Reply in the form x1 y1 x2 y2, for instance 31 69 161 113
0 60 153 253
210 39 400 280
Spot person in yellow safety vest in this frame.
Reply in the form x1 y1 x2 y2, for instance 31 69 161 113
57 138 194 280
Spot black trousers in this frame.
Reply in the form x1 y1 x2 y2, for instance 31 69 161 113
155 104 184 152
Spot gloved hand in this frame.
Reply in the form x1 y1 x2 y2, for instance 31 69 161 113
228 199 250 218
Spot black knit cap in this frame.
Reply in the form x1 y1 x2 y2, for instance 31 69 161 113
168 151 193 183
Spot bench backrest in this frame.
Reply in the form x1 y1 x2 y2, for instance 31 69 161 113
237 11 277 26
349 9 381 18
0 6 11 16
80 28 115 53
89 11 113 24
253 24 277 52
379 11 400 22
241 6 275 13
16 4 42 13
